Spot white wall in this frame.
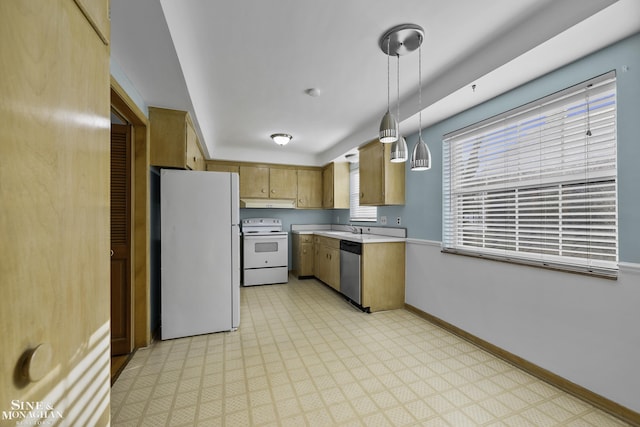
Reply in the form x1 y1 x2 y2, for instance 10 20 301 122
405 239 640 412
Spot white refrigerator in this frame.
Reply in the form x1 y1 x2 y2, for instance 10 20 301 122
160 169 240 340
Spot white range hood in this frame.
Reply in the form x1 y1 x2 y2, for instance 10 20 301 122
240 198 296 209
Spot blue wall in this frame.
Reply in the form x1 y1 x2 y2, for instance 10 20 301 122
380 32 640 263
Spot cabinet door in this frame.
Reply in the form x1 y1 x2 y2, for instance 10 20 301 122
322 163 334 208
207 163 240 173
297 169 322 208
326 247 340 290
300 242 314 276
313 242 323 280
270 168 297 199
240 165 269 198
359 141 384 205
185 121 199 170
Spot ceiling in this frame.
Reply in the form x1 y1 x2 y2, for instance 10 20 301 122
110 0 640 166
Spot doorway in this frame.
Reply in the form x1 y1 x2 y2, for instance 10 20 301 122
110 78 151 383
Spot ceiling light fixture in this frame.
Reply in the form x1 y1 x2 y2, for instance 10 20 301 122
379 37 398 143
270 133 292 146
410 30 431 171
379 24 428 170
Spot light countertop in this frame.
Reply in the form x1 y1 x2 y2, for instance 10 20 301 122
292 229 405 244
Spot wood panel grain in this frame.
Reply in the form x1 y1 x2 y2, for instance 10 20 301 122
0 1 110 424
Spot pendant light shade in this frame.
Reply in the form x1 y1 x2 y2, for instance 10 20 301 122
390 136 408 163
379 111 398 143
410 137 431 170
409 28 431 172
379 36 398 143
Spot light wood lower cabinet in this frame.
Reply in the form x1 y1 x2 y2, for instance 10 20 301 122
296 234 405 312
361 242 405 312
313 236 340 290
292 234 314 277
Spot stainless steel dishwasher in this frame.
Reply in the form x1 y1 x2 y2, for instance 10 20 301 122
340 240 362 306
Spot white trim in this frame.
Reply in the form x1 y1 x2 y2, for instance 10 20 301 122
405 238 441 247
619 261 640 273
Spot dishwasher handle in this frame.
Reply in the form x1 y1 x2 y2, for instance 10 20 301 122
340 240 362 255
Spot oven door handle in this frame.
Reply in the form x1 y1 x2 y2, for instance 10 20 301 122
243 234 288 241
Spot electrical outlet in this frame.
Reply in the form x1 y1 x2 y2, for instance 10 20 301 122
396 217 401 225
380 216 387 225
336 215 340 223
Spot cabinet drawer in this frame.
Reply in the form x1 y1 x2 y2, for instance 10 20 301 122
299 234 313 244
315 235 340 249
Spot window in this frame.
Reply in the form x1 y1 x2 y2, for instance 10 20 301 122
349 163 377 222
443 72 617 277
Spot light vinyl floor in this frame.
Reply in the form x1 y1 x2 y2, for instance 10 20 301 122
110 276 629 426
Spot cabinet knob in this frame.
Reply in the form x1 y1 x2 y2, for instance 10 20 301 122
261 189 266 193
271 189 276 194
22 343 52 383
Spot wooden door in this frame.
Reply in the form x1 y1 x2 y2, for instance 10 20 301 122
240 165 269 198
0 1 111 423
111 123 132 356
359 141 384 205
297 169 322 208
270 168 297 199
300 242 314 276
322 163 334 207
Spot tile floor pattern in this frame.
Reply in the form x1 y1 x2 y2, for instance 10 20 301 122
111 277 630 426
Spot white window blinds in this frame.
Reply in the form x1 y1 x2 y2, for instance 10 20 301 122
443 72 618 277
350 163 377 222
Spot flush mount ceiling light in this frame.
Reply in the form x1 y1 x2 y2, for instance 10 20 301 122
270 133 292 146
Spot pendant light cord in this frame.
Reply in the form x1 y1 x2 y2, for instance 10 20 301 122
386 37 391 113
418 35 423 140
396 54 400 133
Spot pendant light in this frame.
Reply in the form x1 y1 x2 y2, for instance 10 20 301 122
390 54 408 162
379 24 425 165
410 34 431 171
379 37 398 143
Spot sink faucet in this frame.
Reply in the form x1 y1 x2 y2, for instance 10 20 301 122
349 224 361 234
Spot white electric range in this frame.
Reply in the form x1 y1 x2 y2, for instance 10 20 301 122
241 218 288 286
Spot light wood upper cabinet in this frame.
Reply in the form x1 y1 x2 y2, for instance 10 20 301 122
207 161 240 173
322 162 350 209
149 107 204 170
239 165 298 199
239 165 270 198
359 139 405 206
297 169 323 208
270 168 297 199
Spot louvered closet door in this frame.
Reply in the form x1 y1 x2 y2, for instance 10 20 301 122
111 123 132 355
